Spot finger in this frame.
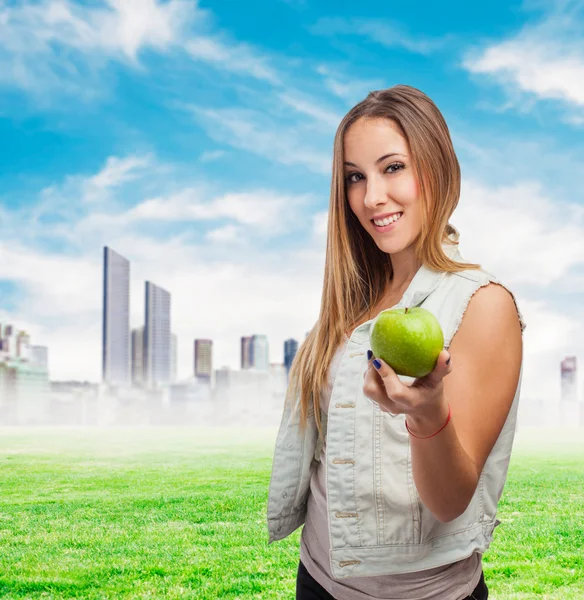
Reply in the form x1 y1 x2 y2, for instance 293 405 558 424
363 368 402 414
422 350 452 386
371 357 407 402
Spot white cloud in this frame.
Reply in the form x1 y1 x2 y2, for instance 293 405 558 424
310 17 452 55
311 211 328 238
277 92 342 130
0 0 193 60
186 35 281 84
464 41 584 106
84 154 155 202
315 64 385 105
0 0 282 100
199 149 228 162
205 224 244 243
0 0 195 100
185 104 332 174
68 185 315 240
2 154 157 242
0 154 316 249
453 179 584 285
98 0 193 60
462 6 584 114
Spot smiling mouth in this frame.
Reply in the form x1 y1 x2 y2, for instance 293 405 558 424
371 212 403 227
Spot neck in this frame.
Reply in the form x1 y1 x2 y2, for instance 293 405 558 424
387 249 422 293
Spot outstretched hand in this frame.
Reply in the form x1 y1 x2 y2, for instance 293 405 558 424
363 350 452 418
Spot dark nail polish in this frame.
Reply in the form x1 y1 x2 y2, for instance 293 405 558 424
446 357 451 366
367 350 372 360
373 359 381 369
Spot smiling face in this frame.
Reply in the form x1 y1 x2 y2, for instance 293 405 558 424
343 117 424 255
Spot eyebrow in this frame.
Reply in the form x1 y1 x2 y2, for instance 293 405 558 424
344 153 406 167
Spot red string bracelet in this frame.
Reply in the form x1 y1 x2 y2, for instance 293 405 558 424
405 404 451 439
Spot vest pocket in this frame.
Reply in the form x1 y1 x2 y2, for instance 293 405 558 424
409 461 483 545
376 413 421 545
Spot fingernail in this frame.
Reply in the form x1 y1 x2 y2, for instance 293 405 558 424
367 350 372 360
446 356 451 366
373 359 381 369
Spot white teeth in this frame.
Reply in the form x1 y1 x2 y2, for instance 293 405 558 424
374 213 402 226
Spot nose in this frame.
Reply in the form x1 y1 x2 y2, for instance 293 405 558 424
363 175 388 211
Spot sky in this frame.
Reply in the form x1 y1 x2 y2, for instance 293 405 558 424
1 0 584 406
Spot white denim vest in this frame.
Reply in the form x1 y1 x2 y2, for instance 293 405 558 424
266 228 527 580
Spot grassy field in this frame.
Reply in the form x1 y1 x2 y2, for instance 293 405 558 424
0 426 582 599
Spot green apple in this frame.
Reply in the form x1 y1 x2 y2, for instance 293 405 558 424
370 307 444 378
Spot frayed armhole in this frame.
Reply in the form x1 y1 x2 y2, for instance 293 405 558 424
444 276 527 349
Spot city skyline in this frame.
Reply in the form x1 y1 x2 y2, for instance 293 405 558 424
3 316 584 429
1 1 584 407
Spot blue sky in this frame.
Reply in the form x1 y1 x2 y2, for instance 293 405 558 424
1 0 584 405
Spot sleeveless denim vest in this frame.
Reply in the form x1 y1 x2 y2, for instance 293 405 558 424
266 227 527 580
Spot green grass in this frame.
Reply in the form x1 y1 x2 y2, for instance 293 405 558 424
0 426 582 599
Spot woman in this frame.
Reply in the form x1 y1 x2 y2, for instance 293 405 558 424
267 85 526 600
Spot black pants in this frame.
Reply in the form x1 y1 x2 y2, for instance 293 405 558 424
296 559 489 600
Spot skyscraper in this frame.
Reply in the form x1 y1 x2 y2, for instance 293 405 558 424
561 356 578 402
251 334 269 371
144 281 171 388
131 326 144 386
195 339 213 383
560 356 580 427
241 336 253 369
171 333 177 383
30 345 48 370
284 338 298 376
102 247 130 387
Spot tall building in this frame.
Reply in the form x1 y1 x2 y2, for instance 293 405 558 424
0 324 15 354
284 338 298 376
171 333 178 383
560 356 580 427
0 324 50 424
131 326 144 386
16 331 31 360
194 339 213 383
30 345 49 370
561 356 577 402
251 334 269 371
241 336 253 369
102 247 131 387
144 281 171 388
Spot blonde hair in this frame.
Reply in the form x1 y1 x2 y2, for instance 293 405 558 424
287 84 481 439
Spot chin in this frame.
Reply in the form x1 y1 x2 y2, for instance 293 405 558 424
376 240 405 255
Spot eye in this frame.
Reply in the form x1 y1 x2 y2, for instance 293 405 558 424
386 162 405 174
345 172 363 185
345 162 405 185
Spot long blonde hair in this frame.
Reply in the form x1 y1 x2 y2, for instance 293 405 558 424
287 84 481 439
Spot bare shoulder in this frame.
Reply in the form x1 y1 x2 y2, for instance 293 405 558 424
466 280 523 327
444 279 523 478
